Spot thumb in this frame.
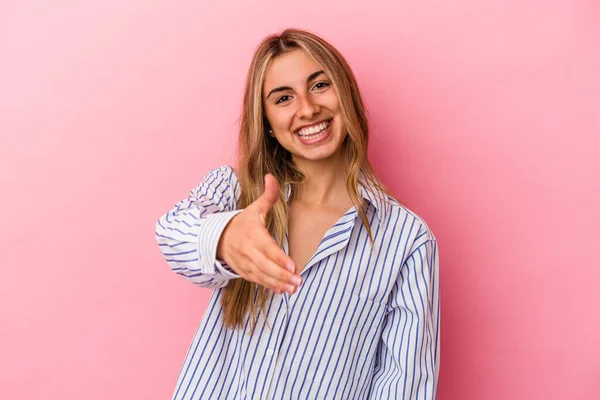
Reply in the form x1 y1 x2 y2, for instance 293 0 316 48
254 174 280 223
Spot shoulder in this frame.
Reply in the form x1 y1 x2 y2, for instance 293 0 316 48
382 195 437 248
380 196 438 268
200 164 241 186
205 164 239 181
190 164 241 203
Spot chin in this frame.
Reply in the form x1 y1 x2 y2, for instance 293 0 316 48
297 141 345 162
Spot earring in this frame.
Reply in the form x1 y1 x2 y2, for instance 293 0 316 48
269 129 273 134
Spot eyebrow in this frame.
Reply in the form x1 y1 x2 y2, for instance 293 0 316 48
265 70 327 100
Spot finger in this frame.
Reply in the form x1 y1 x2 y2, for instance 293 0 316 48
260 236 297 274
251 226 296 273
245 258 289 294
250 248 301 292
252 174 280 223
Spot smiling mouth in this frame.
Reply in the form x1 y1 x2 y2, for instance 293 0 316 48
295 119 331 140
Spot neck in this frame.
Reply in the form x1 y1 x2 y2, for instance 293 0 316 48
292 146 349 206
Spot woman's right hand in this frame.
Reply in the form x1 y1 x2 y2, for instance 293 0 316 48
216 174 302 295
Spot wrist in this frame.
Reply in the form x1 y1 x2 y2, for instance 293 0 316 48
216 213 240 260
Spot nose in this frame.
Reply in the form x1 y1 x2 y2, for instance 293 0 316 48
297 94 320 119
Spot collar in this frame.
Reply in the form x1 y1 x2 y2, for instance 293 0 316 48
358 179 388 221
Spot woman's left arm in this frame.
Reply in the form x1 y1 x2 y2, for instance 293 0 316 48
369 234 441 399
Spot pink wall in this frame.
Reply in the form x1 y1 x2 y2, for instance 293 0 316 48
1 1 598 399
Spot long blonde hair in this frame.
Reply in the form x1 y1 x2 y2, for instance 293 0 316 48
221 28 392 332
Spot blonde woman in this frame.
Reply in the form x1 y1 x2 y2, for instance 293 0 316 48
155 28 440 400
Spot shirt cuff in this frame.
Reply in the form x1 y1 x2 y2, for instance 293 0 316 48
197 210 244 278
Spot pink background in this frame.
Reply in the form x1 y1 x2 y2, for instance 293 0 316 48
1 1 599 399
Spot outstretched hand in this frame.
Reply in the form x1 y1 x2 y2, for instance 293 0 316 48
217 174 302 295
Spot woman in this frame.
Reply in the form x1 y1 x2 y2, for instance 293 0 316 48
155 28 440 400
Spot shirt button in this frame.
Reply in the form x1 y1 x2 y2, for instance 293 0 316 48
266 348 274 356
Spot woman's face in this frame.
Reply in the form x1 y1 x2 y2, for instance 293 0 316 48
262 49 347 163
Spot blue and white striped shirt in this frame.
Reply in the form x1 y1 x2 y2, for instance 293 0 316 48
155 164 440 400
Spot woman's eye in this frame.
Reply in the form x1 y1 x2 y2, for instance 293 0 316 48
313 81 330 90
275 95 291 104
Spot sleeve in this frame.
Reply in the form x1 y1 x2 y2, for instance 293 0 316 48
369 228 441 399
154 164 244 289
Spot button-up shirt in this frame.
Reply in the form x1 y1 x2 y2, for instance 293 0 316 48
155 164 440 399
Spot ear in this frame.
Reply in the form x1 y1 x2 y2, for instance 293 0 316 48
265 123 274 137
263 116 274 137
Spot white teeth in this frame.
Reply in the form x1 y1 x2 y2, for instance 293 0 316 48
297 120 330 138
